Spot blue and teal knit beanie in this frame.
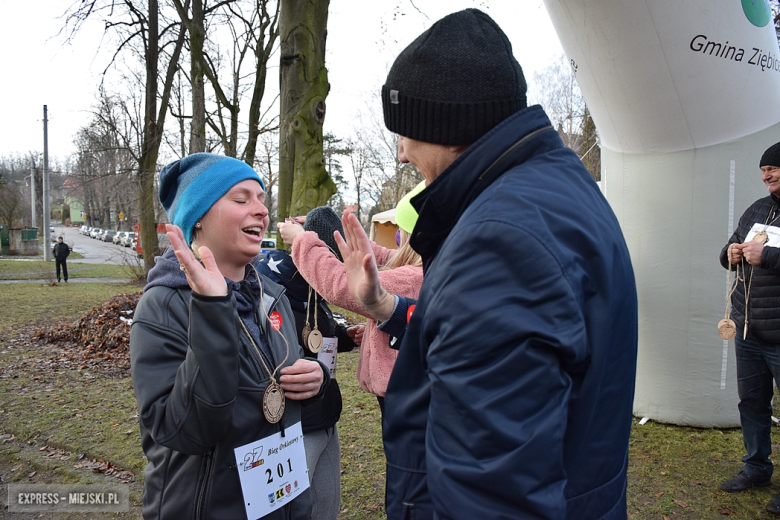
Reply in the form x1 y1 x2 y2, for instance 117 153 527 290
158 153 265 245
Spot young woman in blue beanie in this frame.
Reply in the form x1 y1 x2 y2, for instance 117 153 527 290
129 153 329 520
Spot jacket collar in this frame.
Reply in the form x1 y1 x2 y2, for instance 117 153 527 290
409 105 558 266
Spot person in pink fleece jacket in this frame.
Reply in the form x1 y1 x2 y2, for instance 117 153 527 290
285 227 421 406
279 199 423 416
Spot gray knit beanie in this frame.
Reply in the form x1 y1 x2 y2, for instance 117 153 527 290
304 207 344 261
760 142 780 168
382 8 527 146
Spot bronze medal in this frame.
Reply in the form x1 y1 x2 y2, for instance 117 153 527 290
263 381 285 423
755 230 768 244
717 318 736 341
308 329 323 353
301 324 311 346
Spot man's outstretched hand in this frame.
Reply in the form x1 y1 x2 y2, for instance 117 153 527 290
334 210 396 322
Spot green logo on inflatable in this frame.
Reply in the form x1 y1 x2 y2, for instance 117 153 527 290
742 0 772 27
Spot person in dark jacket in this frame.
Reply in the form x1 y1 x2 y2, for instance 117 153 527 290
129 153 329 520
257 206 361 520
719 141 780 514
334 9 638 520
53 236 69 282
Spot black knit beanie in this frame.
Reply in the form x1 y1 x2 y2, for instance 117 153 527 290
760 142 780 168
304 206 344 261
382 8 527 146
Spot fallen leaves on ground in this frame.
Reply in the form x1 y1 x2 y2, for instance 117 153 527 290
73 456 135 481
41 292 139 352
32 445 135 482
1 293 140 378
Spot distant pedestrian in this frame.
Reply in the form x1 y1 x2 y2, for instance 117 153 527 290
53 236 69 283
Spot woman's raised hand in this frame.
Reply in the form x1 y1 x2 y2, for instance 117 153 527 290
334 210 396 322
166 224 228 297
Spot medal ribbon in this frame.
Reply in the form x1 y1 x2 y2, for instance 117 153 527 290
241 264 291 384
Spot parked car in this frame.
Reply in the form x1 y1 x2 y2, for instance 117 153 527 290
102 230 117 242
261 238 277 254
113 231 127 245
122 232 135 247
80 225 89 235
90 228 102 239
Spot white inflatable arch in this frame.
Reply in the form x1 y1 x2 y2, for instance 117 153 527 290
543 0 780 427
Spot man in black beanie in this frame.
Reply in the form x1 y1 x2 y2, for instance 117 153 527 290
335 8 638 520
719 141 780 515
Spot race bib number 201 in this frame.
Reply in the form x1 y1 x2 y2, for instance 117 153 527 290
234 421 309 519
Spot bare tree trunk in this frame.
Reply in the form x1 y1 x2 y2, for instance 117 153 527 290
175 71 188 157
245 1 280 167
138 0 162 275
189 0 206 152
173 0 206 153
30 159 43 234
257 131 279 231
139 0 188 276
278 0 335 225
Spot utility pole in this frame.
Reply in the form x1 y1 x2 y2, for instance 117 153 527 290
30 166 36 229
42 105 51 262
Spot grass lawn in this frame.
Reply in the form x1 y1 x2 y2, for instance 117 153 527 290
3 285 780 518
0 283 144 518
0 260 131 281
626 420 780 518
0 283 139 332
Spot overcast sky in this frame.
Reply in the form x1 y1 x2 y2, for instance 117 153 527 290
0 0 563 162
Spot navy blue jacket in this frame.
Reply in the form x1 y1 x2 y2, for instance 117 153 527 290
382 106 638 519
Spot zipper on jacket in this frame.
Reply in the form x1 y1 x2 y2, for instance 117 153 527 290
194 447 215 520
